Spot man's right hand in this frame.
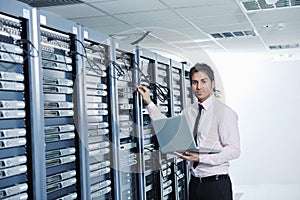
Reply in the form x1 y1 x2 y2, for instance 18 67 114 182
136 85 152 105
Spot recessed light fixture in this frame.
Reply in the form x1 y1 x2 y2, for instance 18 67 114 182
265 0 279 5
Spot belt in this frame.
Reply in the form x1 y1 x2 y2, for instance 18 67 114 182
190 174 229 184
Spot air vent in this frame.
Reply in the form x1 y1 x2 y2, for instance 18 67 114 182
241 0 300 12
18 0 84 7
269 43 300 49
210 30 256 39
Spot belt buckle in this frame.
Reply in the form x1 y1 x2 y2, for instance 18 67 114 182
199 177 202 183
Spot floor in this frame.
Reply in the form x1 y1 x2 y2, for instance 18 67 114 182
233 184 300 200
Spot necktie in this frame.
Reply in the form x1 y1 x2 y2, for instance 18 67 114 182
193 104 203 168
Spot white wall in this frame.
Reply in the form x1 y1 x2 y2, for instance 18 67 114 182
207 53 300 185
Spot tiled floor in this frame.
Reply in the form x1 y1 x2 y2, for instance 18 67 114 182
233 184 300 200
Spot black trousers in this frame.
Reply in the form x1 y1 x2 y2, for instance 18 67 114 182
189 174 233 200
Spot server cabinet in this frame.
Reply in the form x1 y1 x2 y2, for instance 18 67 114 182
82 27 114 200
38 10 82 200
112 42 143 200
154 55 177 200
170 60 183 116
137 49 162 200
0 8 31 200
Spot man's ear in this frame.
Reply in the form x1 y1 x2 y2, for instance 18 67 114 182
212 80 215 90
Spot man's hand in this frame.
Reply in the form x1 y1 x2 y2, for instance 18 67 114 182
174 151 200 162
136 85 152 105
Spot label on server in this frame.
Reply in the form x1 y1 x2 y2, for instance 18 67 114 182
119 104 133 110
0 183 27 199
89 167 110 178
46 170 76 184
88 122 109 129
46 155 76 168
90 180 111 193
0 42 23 54
0 81 24 91
41 51 72 63
46 147 76 160
163 180 172 188
0 52 23 63
47 178 77 193
43 77 73 87
91 186 111 199
0 101 25 109
89 148 110 157
56 192 77 200
0 165 27 179
89 141 110 151
86 89 107 96
0 72 24 82
42 60 72 72
88 129 109 136
163 186 172 196
0 155 27 168
43 86 73 94
0 128 26 138
44 110 74 118
45 124 74 134
87 110 108 116
0 138 26 149
0 110 25 119
87 103 108 109
89 161 110 172
2 193 28 200
86 81 107 90
44 102 73 109
45 132 75 143
87 116 103 123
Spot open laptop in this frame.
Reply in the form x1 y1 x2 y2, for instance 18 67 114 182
152 115 221 154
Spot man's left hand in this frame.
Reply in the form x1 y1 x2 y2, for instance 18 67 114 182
174 151 200 162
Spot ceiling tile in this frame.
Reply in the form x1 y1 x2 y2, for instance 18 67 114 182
92 23 136 35
175 3 243 19
218 37 267 53
114 9 181 24
161 0 237 9
42 4 106 19
190 14 250 30
90 0 167 14
74 15 124 27
200 22 254 34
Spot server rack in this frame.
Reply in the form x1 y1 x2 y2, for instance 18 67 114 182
137 49 162 200
170 60 188 200
1 2 194 199
0 7 31 200
155 55 177 200
112 41 143 200
82 27 114 200
38 10 82 200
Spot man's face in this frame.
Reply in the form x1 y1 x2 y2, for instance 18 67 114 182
191 71 215 103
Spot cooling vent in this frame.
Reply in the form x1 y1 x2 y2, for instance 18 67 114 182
269 43 300 49
18 0 84 7
210 30 256 39
241 0 300 12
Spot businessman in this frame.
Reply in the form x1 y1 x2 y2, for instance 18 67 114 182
137 63 240 200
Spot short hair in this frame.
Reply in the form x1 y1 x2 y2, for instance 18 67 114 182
189 63 215 85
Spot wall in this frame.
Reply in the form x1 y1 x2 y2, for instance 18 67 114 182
207 53 300 185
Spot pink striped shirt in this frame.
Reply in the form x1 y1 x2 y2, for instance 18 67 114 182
147 94 241 178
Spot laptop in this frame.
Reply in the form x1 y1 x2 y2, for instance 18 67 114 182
152 115 221 154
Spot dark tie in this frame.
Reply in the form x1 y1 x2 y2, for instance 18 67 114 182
193 104 203 168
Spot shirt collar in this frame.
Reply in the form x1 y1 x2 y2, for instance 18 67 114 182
198 94 215 110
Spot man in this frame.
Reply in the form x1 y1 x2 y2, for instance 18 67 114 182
137 63 240 200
